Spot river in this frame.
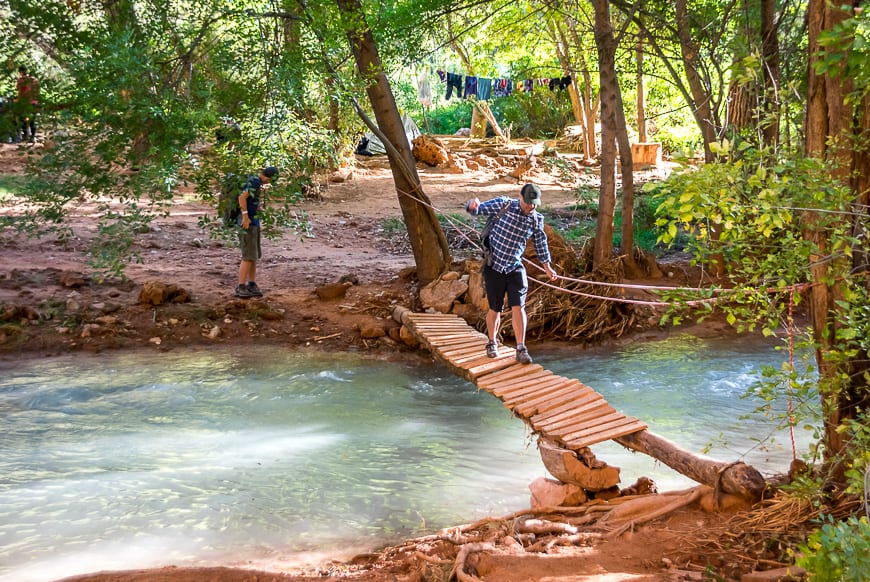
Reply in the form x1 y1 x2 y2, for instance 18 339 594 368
0 333 814 581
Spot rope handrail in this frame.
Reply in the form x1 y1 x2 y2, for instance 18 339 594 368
401 187 813 307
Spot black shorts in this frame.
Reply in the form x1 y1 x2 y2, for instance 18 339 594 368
483 265 527 312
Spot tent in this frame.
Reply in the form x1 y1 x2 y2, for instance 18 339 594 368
356 113 421 156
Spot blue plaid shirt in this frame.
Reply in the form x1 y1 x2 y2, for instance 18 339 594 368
472 196 551 273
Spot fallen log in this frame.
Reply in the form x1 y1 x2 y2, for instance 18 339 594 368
615 430 765 502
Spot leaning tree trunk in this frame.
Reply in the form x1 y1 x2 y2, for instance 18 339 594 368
675 0 718 162
615 431 765 501
336 0 450 284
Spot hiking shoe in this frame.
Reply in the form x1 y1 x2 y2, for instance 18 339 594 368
235 284 254 298
516 346 533 365
246 282 263 297
485 340 499 358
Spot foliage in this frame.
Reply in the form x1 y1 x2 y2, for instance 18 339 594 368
490 90 573 139
647 141 858 335
796 516 870 582
654 125 705 159
427 100 474 135
813 7 870 103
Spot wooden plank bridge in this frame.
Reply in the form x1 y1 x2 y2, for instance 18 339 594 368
395 308 648 450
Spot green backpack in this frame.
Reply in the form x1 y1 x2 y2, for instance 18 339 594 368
217 173 246 227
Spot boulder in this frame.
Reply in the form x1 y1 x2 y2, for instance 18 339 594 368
316 281 353 300
412 135 449 166
420 276 468 314
529 476 587 508
137 281 192 306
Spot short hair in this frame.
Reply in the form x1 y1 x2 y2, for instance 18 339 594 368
18 65 27 74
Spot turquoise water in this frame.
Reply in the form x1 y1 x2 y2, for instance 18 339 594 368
0 336 814 581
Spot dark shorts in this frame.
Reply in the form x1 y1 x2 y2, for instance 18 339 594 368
483 265 527 312
239 224 261 261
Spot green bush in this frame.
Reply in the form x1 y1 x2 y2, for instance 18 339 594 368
491 91 573 139
796 516 870 581
427 101 474 135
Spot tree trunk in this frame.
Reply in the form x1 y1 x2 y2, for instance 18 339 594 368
636 37 647 143
615 431 765 501
592 0 617 268
674 0 718 162
336 0 449 284
760 0 780 148
610 55 639 278
804 0 870 484
549 19 583 126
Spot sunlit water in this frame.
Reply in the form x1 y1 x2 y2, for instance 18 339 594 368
0 335 814 581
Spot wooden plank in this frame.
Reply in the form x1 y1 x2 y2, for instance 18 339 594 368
512 382 590 415
564 421 648 448
522 386 600 426
530 391 604 425
533 399 611 431
506 385 585 416
450 347 503 364
490 370 557 396
427 333 485 344
477 364 545 387
560 416 645 443
408 313 463 319
453 354 506 371
465 358 520 380
537 402 616 432
497 376 576 401
518 384 595 417
549 410 626 437
566 405 625 427
531 388 603 423
500 379 578 406
412 325 471 333
431 338 485 352
437 343 489 359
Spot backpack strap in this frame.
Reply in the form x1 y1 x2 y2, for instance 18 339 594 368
481 201 512 243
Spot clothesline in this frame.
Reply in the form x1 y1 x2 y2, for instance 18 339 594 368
426 70 572 103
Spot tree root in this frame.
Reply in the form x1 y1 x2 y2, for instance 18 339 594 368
600 486 705 536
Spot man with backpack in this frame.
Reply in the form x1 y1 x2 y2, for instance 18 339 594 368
465 183 558 364
235 166 279 298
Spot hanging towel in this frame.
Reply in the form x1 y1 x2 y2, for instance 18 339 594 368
477 77 492 100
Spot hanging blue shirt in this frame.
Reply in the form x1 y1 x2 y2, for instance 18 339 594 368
472 196 551 274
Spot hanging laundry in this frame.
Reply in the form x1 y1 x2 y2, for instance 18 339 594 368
493 78 509 97
523 79 534 92
417 72 432 107
446 72 463 99
548 78 558 91
559 76 572 90
436 69 447 82
477 77 492 100
463 75 478 99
